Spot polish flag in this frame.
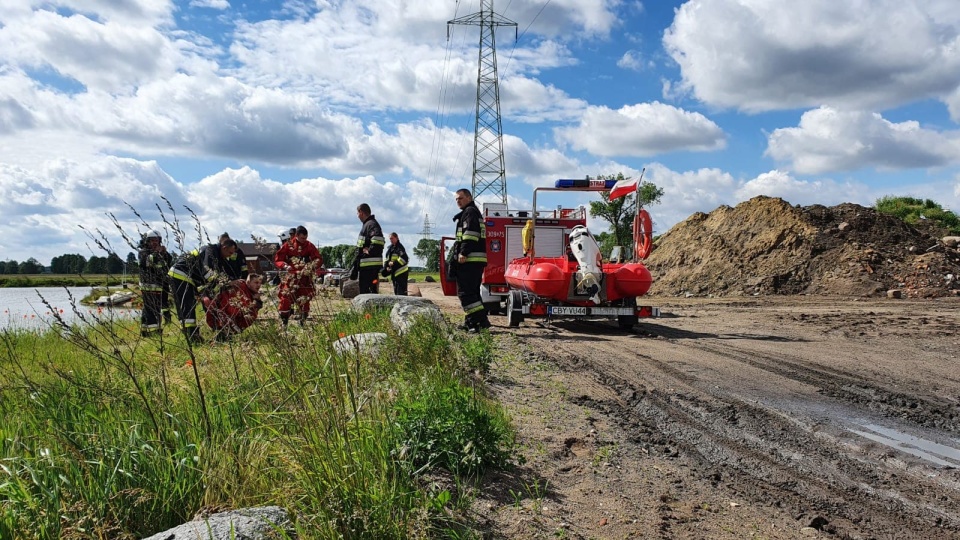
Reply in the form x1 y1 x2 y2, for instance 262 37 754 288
608 177 638 200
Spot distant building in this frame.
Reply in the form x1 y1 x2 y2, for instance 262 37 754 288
236 241 280 275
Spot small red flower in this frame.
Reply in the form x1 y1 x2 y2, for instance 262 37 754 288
364 313 371 320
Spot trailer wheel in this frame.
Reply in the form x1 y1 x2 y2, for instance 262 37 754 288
483 301 502 316
506 291 524 327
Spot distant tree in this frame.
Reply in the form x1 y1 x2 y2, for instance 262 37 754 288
319 244 356 268
4 260 20 274
413 238 440 272
875 195 960 235
106 253 125 274
588 172 663 256
18 257 43 274
125 252 137 273
53 253 87 273
0 261 5 275
84 256 106 274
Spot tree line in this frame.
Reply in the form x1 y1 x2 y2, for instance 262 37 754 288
0 252 138 275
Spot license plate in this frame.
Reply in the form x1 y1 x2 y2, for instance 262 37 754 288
548 306 587 315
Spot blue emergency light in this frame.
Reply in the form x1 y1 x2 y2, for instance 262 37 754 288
554 178 618 189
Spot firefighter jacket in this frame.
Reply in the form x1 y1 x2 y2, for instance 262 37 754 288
383 241 409 277
352 215 385 272
205 279 262 332
168 243 234 294
138 247 172 292
455 202 487 265
274 238 324 277
225 247 248 280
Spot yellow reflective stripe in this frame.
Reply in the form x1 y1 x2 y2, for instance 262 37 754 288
464 301 484 314
394 266 409 275
461 232 481 241
168 268 195 285
371 237 385 245
356 235 365 246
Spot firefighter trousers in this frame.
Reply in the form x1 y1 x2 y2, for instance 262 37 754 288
456 263 489 328
359 267 380 294
391 272 408 296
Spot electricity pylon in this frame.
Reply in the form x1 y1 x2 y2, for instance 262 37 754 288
448 0 516 204
419 213 434 241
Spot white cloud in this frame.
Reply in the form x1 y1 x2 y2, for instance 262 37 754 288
190 0 229 9
617 50 645 71
0 7 212 93
554 102 726 157
663 0 960 113
735 169 867 207
226 1 604 119
766 107 960 174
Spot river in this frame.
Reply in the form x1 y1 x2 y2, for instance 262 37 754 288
0 287 139 332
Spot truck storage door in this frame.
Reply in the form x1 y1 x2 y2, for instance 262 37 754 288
506 226 566 260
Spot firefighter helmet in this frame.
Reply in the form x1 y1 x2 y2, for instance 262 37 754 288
145 229 162 239
279 229 291 242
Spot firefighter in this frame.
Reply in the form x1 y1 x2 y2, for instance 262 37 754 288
206 273 264 341
349 203 384 294
168 239 238 344
381 232 410 296
274 225 324 327
137 229 172 337
452 188 490 331
219 232 248 280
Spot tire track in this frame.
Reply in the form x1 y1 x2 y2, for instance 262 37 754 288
521 322 960 539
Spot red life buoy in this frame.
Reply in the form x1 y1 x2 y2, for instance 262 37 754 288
633 209 653 260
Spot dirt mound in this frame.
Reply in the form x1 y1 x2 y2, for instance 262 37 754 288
646 196 960 298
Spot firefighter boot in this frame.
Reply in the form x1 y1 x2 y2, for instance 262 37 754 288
475 313 492 331
189 327 204 345
298 312 308 327
280 313 290 329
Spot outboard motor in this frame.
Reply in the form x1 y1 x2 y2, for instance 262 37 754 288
569 225 603 303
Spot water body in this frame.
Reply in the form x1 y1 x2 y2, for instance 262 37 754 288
0 287 138 331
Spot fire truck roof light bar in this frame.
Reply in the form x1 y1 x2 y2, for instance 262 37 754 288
554 179 617 189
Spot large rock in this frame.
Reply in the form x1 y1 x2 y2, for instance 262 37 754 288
333 332 388 357
142 506 290 540
390 302 444 334
341 278 360 299
351 293 433 312
943 236 960 248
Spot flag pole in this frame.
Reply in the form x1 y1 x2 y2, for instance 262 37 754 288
633 167 646 263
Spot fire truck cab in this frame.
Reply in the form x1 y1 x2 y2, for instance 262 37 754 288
439 201 589 314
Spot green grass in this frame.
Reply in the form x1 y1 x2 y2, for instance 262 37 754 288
0 274 130 288
0 299 516 539
875 195 960 234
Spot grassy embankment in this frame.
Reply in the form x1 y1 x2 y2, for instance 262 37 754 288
0 274 130 288
0 291 515 539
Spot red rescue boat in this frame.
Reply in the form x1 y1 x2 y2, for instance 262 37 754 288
500 177 659 330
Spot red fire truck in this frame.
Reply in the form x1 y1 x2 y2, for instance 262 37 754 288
439 178 658 330
438 199 586 313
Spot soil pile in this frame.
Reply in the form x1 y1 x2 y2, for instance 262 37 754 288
645 196 960 298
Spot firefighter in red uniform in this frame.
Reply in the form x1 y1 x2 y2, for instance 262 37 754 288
274 225 324 327
349 203 385 294
453 188 491 331
206 274 264 340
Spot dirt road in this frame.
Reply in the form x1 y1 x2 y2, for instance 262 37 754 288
418 283 960 539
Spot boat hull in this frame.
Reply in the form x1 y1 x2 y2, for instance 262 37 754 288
505 258 652 303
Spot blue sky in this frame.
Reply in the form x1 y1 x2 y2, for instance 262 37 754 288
2 0 960 265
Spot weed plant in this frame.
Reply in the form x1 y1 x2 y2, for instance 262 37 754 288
0 291 516 539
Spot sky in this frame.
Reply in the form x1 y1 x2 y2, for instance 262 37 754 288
3 0 960 266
